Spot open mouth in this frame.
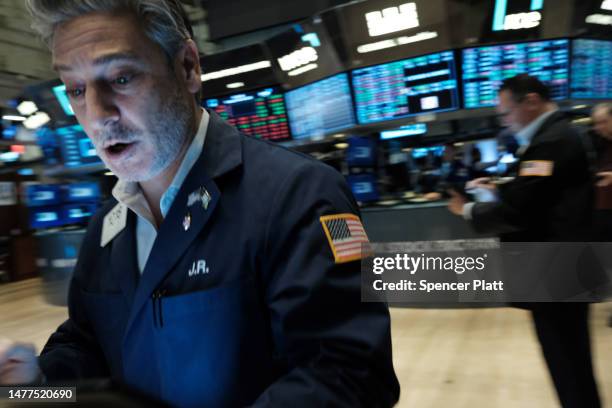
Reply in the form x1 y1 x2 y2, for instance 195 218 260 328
105 141 136 157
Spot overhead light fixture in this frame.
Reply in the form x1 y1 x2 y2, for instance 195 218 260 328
586 13 612 25
602 0 612 10
333 133 346 139
334 142 349 149
226 82 245 89
288 63 318 76
17 101 38 116
2 115 26 122
357 31 438 53
104 171 115 176
201 60 272 82
0 152 20 162
23 112 50 129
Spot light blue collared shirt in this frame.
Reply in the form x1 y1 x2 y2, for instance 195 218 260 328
515 109 557 154
112 109 210 273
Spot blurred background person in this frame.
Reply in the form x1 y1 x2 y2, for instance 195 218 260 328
591 103 612 329
448 74 600 408
591 103 612 241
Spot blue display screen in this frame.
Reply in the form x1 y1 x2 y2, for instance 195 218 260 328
462 39 569 108
412 146 445 159
25 185 63 207
285 73 356 140
346 137 376 167
380 124 428 140
347 174 379 203
571 39 612 99
30 207 64 229
56 124 101 168
65 182 100 202
352 51 459 124
52 84 75 116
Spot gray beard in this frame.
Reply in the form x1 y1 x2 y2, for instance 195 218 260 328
98 88 194 182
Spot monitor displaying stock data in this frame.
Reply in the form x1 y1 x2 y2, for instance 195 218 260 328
571 39 612 99
380 124 428 140
205 87 291 142
351 51 460 125
284 73 356 140
55 124 101 168
462 39 569 109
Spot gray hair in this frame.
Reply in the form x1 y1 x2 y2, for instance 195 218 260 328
25 0 192 61
593 102 612 117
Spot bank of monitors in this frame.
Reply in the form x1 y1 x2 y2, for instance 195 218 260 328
352 51 460 124
285 73 356 140
25 183 100 229
204 88 291 142
462 39 570 108
571 39 612 99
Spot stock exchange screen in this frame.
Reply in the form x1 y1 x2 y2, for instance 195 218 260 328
56 124 101 168
462 39 569 109
571 39 612 99
285 73 356 140
205 88 291 141
351 51 459 125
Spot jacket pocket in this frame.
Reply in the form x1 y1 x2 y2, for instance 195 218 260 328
154 280 271 407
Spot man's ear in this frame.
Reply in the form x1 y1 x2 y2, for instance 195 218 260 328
175 39 202 94
524 93 542 110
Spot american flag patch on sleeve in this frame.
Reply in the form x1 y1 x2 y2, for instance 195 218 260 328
320 213 369 264
519 160 554 177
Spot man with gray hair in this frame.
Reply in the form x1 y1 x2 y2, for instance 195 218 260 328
0 1 400 406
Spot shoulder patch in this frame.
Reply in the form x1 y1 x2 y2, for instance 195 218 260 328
100 203 128 247
320 213 369 264
519 160 554 177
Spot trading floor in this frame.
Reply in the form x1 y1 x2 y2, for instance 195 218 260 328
2 278 610 407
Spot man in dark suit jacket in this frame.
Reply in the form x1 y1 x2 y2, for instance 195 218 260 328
0 1 400 406
449 74 600 408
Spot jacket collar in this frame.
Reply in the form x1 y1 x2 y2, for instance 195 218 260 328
530 110 567 144
122 109 243 335
199 108 243 180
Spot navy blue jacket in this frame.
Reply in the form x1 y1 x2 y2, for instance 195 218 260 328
38 111 400 407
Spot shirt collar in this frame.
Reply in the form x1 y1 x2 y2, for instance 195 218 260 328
515 109 557 147
112 108 209 221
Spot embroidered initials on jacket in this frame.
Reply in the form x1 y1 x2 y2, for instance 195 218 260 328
188 259 210 277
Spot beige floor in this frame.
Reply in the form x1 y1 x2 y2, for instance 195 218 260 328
0 278 610 407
